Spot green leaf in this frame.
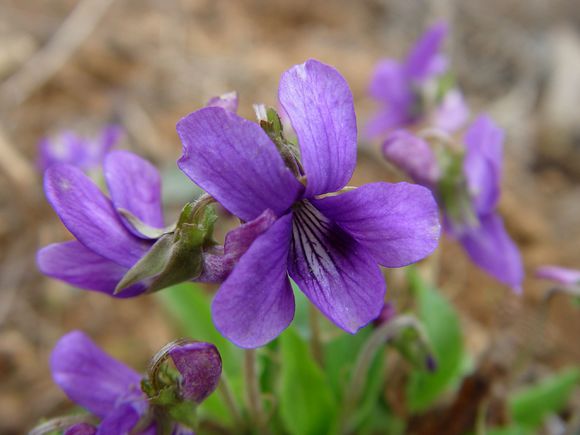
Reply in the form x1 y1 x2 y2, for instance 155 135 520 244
406 269 464 412
279 327 337 435
158 283 243 425
509 367 580 428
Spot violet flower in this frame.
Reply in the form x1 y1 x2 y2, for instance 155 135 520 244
37 150 273 297
177 59 441 348
367 22 468 138
383 116 524 291
38 125 121 172
536 266 580 289
50 331 221 434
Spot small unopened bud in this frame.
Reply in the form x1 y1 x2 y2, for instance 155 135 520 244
169 342 222 404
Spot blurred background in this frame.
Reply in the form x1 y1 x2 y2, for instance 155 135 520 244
1 0 580 432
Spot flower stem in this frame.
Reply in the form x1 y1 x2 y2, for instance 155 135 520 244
244 349 264 429
338 315 425 434
218 375 245 429
309 304 324 366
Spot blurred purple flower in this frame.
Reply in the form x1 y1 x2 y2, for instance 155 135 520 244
383 116 523 291
52 332 220 434
206 91 238 113
177 59 441 348
37 150 273 297
367 22 468 138
38 125 121 172
51 331 155 434
64 423 98 435
536 265 580 287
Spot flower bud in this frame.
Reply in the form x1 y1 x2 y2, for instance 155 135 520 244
169 342 222 404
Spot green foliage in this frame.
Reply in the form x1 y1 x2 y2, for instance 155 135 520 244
509 367 580 428
406 269 464 412
279 328 337 435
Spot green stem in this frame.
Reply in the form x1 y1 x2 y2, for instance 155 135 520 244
244 349 264 429
309 304 324 366
219 375 245 429
339 315 425 434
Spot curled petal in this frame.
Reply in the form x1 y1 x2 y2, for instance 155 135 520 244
50 331 142 419
44 165 152 267
382 130 440 187
463 115 504 215
279 59 357 196
405 21 448 81
37 242 147 297
200 209 277 282
314 182 441 268
536 265 580 286
169 342 222 403
456 213 523 292
212 215 295 348
177 107 302 222
288 201 386 333
104 151 164 235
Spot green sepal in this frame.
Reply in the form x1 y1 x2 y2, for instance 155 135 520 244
114 202 217 295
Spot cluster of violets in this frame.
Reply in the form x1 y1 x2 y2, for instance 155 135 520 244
33 21 576 434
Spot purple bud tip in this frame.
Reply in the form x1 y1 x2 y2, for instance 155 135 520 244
64 423 97 435
426 355 437 372
169 342 222 404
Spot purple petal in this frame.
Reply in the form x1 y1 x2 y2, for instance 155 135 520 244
288 201 386 333
177 107 302 222
104 151 164 234
433 89 469 133
368 60 412 107
536 265 580 286
50 331 142 419
456 213 523 291
382 130 441 187
200 209 277 283
206 91 238 113
96 402 145 435
38 132 87 171
279 59 357 196
211 215 295 348
44 164 152 267
365 107 413 139
65 423 97 435
314 182 440 267
98 124 122 155
37 242 147 298
169 342 222 403
404 22 448 81
463 115 504 215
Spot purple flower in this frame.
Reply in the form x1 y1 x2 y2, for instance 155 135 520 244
51 332 221 434
37 150 273 297
38 125 121 172
383 116 524 291
367 22 468 138
177 59 441 348
536 266 580 287
51 331 154 434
